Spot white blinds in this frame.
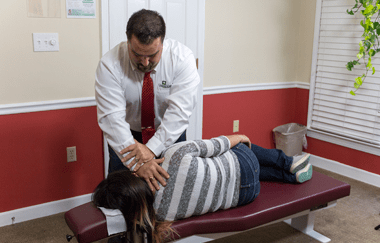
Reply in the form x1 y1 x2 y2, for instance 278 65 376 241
309 0 380 145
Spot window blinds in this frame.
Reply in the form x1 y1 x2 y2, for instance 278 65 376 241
309 0 380 145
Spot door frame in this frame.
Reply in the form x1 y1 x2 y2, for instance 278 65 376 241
100 0 205 177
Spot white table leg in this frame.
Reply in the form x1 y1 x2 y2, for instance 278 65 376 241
284 212 331 243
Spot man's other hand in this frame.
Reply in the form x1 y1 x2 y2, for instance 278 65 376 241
134 158 169 192
120 139 155 170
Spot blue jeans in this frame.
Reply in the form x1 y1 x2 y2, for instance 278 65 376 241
231 143 260 206
232 143 297 206
108 130 187 174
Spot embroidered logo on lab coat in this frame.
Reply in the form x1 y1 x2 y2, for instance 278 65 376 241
159 81 172 88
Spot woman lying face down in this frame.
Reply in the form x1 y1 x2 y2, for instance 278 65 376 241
92 134 312 242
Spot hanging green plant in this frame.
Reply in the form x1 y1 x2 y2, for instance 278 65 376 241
346 0 380 95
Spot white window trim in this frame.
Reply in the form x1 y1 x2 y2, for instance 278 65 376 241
307 0 380 156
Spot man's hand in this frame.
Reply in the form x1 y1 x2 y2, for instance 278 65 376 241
134 158 170 192
120 139 155 171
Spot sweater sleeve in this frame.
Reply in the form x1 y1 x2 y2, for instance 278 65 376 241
193 136 231 158
160 136 231 161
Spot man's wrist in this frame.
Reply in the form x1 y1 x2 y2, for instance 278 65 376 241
145 136 165 157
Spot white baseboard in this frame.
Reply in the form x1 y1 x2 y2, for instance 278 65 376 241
310 154 380 188
0 193 92 227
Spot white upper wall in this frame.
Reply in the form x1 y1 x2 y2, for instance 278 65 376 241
204 0 316 87
0 1 100 105
0 0 316 105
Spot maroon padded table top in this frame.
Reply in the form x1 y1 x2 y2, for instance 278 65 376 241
65 171 350 243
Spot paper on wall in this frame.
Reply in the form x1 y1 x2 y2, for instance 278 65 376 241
27 0 61 18
66 0 96 18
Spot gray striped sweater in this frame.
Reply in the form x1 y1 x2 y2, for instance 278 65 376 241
153 136 241 221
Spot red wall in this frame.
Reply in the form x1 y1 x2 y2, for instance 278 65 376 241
203 88 306 148
305 138 380 176
203 88 380 176
0 107 104 213
1 87 379 213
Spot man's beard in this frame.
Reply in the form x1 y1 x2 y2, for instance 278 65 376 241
135 62 158 73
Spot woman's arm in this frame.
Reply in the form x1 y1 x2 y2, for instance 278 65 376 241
225 134 251 148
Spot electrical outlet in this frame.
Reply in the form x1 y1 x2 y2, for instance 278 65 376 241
233 120 239 132
67 146 77 162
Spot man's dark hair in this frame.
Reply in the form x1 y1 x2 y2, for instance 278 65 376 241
126 9 166 44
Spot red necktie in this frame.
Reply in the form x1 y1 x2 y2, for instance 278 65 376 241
141 72 156 144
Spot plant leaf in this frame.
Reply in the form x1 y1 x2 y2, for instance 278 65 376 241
347 63 353 71
363 4 374 15
367 57 372 68
355 76 363 85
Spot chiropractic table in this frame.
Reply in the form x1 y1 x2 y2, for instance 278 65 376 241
64 171 350 242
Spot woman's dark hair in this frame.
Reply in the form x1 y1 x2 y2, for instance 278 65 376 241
92 170 171 242
126 9 166 44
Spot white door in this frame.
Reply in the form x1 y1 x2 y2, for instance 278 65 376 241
101 0 205 176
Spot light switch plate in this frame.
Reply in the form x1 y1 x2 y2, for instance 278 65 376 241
33 33 59 52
